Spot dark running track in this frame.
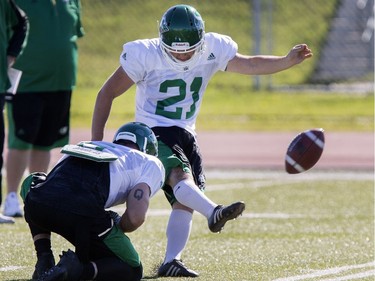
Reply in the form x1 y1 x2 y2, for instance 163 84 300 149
45 130 374 171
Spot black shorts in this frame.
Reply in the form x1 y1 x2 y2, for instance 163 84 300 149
152 126 206 205
6 91 71 150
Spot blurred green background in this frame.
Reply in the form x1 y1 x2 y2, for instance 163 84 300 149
72 0 374 131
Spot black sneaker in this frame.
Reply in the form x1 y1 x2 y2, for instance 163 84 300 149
208 201 246 233
38 249 82 281
158 259 199 277
38 266 66 281
32 252 55 280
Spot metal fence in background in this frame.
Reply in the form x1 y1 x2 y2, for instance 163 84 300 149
78 0 374 91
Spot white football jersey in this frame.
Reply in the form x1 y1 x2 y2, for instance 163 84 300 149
120 32 238 135
88 141 165 208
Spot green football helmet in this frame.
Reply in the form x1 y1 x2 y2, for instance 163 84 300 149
113 122 158 156
159 4 205 71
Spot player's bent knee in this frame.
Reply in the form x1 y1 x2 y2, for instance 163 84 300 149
168 166 191 187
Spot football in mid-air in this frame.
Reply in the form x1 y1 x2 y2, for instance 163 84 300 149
285 128 325 174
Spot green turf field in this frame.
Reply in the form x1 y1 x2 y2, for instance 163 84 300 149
70 0 373 133
1 170 373 280
71 87 374 132
1 1 373 279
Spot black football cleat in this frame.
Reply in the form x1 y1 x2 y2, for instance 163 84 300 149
38 266 66 281
32 252 55 280
208 201 245 233
158 259 199 277
38 249 82 281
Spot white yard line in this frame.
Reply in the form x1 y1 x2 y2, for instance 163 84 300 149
243 213 306 219
273 261 375 281
0 266 26 272
108 207 307 220
320 269 375 280
201 169 374 192
110 169 373 219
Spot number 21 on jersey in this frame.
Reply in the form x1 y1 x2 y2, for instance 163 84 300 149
156 77 202 120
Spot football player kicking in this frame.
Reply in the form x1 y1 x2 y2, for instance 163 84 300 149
91 4 313 277
21 122 165 281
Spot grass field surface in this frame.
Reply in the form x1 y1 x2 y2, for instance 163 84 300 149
71 87 374 132
78 0 338 89
2 1 373 279
1 170 373 280
70 1 373 132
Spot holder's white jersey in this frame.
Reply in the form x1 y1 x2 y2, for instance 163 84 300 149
89 141 165 208
120 32 238 135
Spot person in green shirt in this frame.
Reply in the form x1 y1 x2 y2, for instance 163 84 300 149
0 0 28 224
3 0 84 218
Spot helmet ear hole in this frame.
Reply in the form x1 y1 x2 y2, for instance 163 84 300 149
114 139 140 151
113 122 158 156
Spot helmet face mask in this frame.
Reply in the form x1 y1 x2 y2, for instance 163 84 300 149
113 122 158 156
159 4 205 71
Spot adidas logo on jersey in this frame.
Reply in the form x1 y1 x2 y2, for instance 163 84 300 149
122 53 127 60
207 53 216 60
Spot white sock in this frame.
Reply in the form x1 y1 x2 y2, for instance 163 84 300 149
164 209 192 263
173 179 216 218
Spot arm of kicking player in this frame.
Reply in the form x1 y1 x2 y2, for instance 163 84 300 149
226 44 312 75
119 183 151 233
91 66 134 141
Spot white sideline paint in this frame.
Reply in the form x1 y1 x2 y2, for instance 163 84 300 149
108 207 305 220
243 213 306 219
273 261 375 281
145 210 307 219
109 169 373 219
0 266 25 272
319 269 375 281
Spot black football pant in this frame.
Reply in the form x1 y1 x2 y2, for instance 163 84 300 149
24 198 143 281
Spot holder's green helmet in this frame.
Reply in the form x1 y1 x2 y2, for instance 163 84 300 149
113 122 158 156
159 4 205 71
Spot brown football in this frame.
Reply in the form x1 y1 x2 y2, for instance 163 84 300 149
285 128 325 174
